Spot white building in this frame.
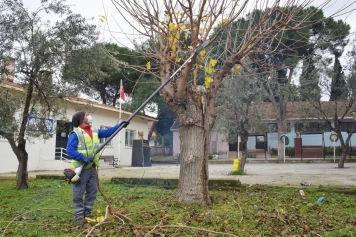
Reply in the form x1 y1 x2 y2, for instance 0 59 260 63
0 82 157 173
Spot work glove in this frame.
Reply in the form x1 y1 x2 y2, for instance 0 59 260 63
87 154 95 163
81 154 94 164
121 120 130 128
81 156 89 164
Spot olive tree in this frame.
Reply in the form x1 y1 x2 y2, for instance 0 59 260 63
0 0 97 189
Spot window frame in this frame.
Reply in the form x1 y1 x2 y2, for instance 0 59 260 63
125 129 135 147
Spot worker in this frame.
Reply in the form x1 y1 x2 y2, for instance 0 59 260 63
66 111 129 224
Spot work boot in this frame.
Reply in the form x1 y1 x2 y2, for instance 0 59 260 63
76 217 87 225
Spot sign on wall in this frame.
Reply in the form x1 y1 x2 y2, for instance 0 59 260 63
27 116 54 133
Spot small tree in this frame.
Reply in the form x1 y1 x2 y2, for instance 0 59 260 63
0 0 97 189
215 65 265 172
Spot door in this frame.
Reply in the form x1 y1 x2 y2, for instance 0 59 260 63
256 135 266 150
55 121 72 160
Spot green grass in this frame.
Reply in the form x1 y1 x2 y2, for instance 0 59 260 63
1 178 356 236
229 170 247 175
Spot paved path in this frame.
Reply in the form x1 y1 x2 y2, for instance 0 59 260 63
2 162 355 187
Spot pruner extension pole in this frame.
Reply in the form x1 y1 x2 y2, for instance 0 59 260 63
94 40 210 155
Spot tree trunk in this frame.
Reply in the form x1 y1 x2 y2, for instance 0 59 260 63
338 151 347 168
239 149 247 172
169 136 173 155
277 127 285 160
276 96 287 160
338 143 349 168
170 85 213 205
176 122 211 205
148 121 157 139
16 148 29 189
239 130 248 172
161 135 165 155
335 130 351 168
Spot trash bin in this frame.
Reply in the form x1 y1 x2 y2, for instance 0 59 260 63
233 159 240 171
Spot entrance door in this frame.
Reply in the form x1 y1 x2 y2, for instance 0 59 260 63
256 135 266 150
55 121 72 160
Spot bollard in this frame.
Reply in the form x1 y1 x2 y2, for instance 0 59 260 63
233 159 240 171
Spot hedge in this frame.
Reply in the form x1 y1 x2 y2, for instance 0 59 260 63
271 146 352 157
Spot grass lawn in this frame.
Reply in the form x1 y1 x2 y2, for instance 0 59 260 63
1 178 356 236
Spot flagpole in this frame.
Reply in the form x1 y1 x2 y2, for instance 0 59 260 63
117 79 123 167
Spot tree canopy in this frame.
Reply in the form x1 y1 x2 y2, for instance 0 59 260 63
62 43 142 106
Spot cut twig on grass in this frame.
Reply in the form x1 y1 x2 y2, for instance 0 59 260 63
111 212 126 225
1 208 74 237
144 220 163 237
94 168 132 222
311 231 323 237
143 225 239 237
85 206 110 237
0 221 58 226
235 202 243 223
275 208 287 224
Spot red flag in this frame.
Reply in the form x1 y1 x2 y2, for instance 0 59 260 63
120 80 125 101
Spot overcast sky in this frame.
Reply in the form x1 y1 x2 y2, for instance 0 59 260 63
24 0 356 49
23 0 356 101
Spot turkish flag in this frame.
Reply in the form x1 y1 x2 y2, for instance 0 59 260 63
120 80 125 101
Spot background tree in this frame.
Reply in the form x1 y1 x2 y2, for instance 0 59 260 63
299 37 356 168
217 7 350 160
248 7 331 160
112 0 354 205
299 18 350 102
215 65 265 172
63 43 140 106
123 76 176 154
0 0 97 189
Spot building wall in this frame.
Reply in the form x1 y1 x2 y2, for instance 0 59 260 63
209 130 229 158
248 121 356 151
0 101 153 173
171 129 229 159
170 121 356 158
172 130 180 159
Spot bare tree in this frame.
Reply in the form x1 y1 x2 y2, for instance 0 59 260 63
111 0 355 204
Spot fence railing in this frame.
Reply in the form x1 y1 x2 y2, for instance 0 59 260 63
55 147 70 161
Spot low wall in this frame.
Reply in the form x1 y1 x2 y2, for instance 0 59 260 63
150 147 171 156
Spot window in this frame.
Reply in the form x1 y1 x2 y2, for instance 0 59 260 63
125 129 135 147
257 136 265 142
99 126 112 146
295 121 331 133
340 121 356 132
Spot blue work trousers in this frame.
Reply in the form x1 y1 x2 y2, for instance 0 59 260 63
72 167 98 222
